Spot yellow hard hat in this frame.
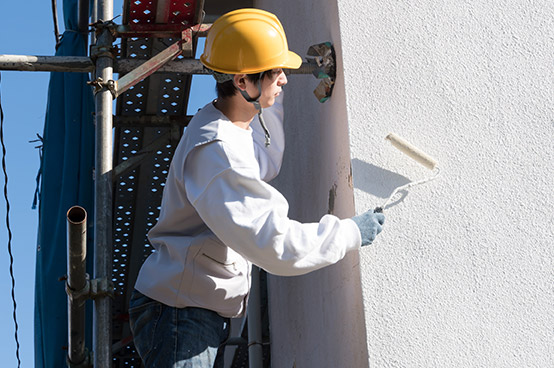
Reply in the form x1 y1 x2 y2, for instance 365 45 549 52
200 8 302 75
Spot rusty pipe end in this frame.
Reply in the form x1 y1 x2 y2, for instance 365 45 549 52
67 206 87 225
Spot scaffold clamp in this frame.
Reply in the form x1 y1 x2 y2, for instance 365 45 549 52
89 277 115 300
90 19 118 38
89 20 119 62
306 42 336 103
66 274 114 306
90 44 118 61
87 77 116 98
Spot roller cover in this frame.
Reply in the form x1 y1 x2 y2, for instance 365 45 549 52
385 133 437 170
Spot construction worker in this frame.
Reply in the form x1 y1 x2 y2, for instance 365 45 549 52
129 8 384 367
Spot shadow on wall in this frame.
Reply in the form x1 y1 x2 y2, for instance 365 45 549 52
351 158 411 210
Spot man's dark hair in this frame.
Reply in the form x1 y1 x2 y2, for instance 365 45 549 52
215 72 264 99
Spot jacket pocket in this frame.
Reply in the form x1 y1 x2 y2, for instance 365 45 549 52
201 252 238 274
188 234 250 316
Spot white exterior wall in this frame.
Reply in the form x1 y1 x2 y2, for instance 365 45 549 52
339 1 553 367
260 1 553 367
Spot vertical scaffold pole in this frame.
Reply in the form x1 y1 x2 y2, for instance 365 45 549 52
79 0 90 51
67 206 88 366
93 0 114 366
248 266 263 368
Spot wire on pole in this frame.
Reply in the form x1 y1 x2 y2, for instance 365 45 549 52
0 73 22 368
51 0 61 48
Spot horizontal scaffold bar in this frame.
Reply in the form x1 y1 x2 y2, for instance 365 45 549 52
0 54 94 72
0 54 317 75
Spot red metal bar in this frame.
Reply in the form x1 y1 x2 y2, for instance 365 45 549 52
114 30 188 98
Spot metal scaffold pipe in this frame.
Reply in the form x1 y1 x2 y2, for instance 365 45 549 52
248 266 263 368
0 55 94 72
0 54 317 75
78 0 90 37
94 0 114 366
66 206 88 367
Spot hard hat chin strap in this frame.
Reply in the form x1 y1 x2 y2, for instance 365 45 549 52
239 80 271 147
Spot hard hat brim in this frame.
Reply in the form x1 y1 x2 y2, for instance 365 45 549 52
283 50 302 70
201 50 302 75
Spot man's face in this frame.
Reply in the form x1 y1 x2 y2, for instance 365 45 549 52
245 68 288 108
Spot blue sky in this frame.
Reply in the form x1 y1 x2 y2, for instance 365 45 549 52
1 2 55 367
0 1 215 366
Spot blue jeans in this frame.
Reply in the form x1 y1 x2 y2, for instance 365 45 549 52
129 290 230 368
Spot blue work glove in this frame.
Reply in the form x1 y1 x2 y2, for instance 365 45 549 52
351 209 385 246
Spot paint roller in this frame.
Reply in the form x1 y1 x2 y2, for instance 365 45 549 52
374 133 440 212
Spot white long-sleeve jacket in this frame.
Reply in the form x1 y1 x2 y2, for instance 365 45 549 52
134 94 361 317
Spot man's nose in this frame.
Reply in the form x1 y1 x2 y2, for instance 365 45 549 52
278 71 288 86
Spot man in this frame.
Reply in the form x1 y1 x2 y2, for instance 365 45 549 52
129 8 384 367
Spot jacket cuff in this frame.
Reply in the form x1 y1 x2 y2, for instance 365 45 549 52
343 218 362 250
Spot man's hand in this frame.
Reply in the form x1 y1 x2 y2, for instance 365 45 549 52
351 210 385 246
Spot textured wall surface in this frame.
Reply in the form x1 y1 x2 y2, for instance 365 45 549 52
256 0 369 367
337 1 554 367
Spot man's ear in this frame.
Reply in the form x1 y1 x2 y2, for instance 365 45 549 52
233 74 248 91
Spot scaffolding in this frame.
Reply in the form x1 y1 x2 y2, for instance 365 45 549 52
0 1 335 366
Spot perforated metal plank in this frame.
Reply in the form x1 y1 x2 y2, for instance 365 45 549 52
129 0 198 26
111 4 197 366
112 96 191 368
